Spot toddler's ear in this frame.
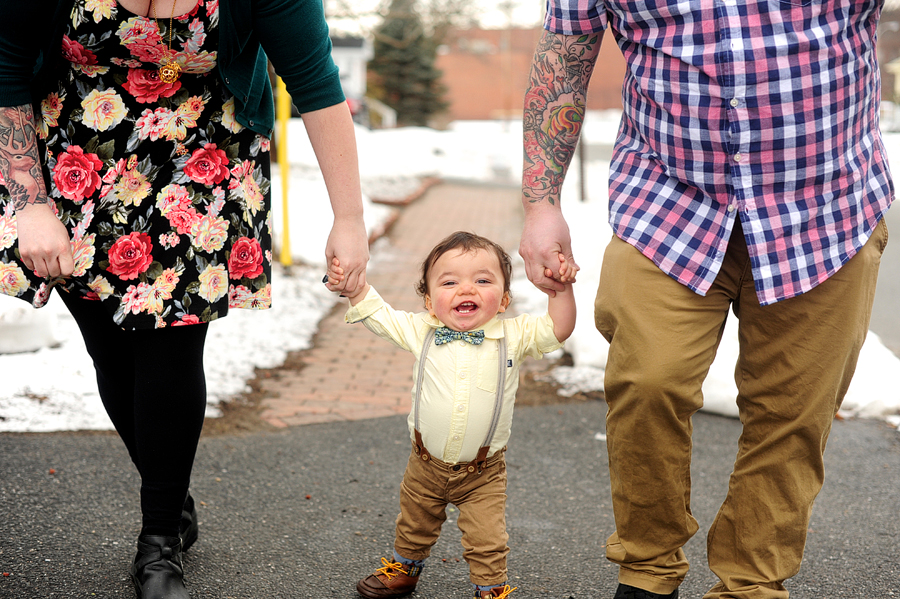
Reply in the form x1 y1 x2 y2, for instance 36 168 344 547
499 292 511 313
425 295 436 317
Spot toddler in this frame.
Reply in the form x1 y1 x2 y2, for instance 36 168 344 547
328 231 576 599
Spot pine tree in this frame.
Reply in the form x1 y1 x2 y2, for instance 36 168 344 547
369 0 447 127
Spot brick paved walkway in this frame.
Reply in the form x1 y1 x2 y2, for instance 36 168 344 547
258 182 528 427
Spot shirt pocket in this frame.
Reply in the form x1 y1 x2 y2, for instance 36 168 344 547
476 345 501 393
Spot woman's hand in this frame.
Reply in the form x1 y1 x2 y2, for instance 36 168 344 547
324 215 369 298
15 204 74 279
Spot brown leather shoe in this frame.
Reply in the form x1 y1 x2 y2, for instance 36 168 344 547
475 584 517 598
356 557 420 598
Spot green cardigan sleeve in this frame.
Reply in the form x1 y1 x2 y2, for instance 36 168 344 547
217 0 345 135
0 1 47 107
253 0 345 113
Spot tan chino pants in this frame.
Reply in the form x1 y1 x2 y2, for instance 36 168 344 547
393 447 510 586
594 219 887 598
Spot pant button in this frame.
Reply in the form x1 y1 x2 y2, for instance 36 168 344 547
452 465 461 471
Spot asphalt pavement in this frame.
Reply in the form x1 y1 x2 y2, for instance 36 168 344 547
1 402 899 598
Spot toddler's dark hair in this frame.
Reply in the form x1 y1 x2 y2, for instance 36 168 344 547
416 231 513 298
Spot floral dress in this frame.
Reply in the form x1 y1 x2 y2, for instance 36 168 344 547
0 0 273 329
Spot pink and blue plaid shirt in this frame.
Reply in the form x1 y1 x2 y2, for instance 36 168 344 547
546 0 893 305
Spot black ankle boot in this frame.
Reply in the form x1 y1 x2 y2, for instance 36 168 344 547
130 535 189 599
180 494 198 552
613 584 678 599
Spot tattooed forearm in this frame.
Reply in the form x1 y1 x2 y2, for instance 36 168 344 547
522 30 602 205
0 105 49 212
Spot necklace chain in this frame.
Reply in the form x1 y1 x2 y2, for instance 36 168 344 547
154 0 181 83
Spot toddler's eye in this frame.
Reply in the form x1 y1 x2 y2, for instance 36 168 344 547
477 279 491 284
441 281 456 287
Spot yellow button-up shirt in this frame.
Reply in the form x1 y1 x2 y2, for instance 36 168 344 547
345 287 564 463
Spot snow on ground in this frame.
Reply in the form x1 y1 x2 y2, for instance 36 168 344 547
2 114 899 432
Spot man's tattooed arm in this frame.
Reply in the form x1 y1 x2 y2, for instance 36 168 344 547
522 30 602 206
0 104 49 212
518 29 603 295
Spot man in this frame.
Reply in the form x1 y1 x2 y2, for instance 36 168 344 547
519 1 891 598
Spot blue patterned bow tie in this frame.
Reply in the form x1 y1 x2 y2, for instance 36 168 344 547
435 327 485 346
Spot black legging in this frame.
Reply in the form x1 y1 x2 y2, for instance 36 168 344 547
59 290 208 538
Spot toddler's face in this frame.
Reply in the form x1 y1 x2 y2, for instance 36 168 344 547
424 248 510 332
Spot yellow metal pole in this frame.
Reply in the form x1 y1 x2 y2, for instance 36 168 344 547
276 76 292 266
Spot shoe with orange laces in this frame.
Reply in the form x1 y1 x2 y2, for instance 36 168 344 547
356 557 420 598
475 584 517 598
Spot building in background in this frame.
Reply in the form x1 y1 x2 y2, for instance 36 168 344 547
434 27 626 123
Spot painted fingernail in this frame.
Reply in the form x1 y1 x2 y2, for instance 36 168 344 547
322 275 329 284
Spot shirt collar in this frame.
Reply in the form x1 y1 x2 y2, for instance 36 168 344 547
425 314 504 339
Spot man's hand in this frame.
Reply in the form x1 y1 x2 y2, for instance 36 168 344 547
519 207 578 297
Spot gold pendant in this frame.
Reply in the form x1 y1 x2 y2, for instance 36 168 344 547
159 61 181 84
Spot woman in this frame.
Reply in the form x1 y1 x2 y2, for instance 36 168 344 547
0 0 368 597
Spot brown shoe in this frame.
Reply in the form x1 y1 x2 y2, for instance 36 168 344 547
356 557 420 598
475 584 517 598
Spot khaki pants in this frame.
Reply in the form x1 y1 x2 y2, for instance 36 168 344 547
594 219 887 598
393 448 509 586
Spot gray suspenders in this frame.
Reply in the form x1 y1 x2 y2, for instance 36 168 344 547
412 324 508 474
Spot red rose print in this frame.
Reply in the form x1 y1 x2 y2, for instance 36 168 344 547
166 206 201 235
183 143 230 186
172 314 201 326
122 68 182 103
228 237 263 280
52 146 103 202
128 43 169 64
61 36 97 66
106 232 154 281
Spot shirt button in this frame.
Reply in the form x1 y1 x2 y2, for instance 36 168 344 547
458 340 466 347
727 204 736 213
733 153 742 162
730 98 739 107
457 405 465 412
453 435 460 441
459 372 466 379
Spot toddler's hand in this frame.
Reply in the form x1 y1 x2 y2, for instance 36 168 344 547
543 253 578 284
325 257 368 302
324 257 344 290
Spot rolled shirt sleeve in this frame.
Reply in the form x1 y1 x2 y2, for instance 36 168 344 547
544 0 607 35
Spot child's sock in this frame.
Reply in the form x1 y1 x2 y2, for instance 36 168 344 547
393 550 425 577
475 582 507 592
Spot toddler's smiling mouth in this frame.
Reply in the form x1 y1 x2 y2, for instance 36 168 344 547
455 302 478 314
